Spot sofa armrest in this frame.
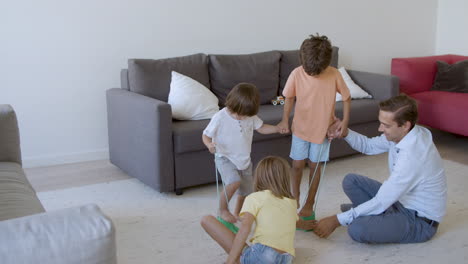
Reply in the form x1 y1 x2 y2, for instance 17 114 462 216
106 88 174 192
347 70 399 101
0 204 116 264
0 105 21 164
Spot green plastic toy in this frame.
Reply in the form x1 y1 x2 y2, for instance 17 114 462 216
217 216 239 234
296 212 316 232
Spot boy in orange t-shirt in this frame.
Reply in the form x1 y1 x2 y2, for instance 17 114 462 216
278 34 351 221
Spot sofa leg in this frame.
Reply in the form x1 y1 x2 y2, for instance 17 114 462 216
175 189 183 195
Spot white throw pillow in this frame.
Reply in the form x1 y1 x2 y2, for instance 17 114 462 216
336 67 372 101
168 71 219 120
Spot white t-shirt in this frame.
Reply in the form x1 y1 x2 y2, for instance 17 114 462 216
203 108 263 170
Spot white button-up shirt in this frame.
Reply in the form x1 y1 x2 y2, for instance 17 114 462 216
337 125 447 226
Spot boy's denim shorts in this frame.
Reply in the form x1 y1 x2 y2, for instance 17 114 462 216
215 155 253 196
290 134 330 162
241 243 293 264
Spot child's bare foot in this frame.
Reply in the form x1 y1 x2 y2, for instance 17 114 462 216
220 210 237 223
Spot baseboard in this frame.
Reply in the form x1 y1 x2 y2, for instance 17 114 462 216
23 149 109 168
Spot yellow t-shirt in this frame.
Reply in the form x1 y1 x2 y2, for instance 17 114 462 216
283 66 351 144
239 190 298 256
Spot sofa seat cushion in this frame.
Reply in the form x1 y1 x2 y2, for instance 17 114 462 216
128 53 210 102
411 91 468 136
172 105 292 154
0 162 45 221
209 51 281 106
335 99 380 126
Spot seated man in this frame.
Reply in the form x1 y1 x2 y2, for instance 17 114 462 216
313 94 447 243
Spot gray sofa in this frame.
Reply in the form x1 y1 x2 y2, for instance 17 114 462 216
107 48 398 194
0 105 117 264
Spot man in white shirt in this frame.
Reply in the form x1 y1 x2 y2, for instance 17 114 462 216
313 94 447 243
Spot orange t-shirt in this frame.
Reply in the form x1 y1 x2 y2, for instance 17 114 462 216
282 66 350 144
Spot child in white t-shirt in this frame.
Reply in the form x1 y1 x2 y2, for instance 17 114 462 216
202 83 280 224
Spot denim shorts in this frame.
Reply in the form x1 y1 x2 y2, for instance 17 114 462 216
215 156 253 196
290 134 330 162
241 243 293 264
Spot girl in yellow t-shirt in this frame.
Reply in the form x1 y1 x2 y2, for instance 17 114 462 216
201 156 315 264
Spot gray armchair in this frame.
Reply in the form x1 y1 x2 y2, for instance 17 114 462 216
0 105 117 264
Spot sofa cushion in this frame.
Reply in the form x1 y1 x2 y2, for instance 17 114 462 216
411 91 468 136
168 71 219 120
128 53 210 102
172 105 293 154
209 51 281 106
391 55 456 95
0 162 45 221
278 46 339 94
0 105 21 164
431 60 468 93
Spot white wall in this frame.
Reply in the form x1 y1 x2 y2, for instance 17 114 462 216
1 0 438 167
436 0 468 54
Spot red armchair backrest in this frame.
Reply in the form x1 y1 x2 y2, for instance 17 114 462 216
391 54 468 94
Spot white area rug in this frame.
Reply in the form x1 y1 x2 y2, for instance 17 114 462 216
38 154 468 263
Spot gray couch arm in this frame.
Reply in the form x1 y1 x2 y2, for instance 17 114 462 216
0 105 21 164
347 70 399 101
106 88 174 192
0 204 116 264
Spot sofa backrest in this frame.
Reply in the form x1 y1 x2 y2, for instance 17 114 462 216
127 53 210 102
208 51 281 106
278 46 339 94
123 47 339 105
391 54 468 94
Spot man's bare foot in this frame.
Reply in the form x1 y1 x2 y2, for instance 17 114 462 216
297 218 317 230
298 205 314 218
220 210 237 223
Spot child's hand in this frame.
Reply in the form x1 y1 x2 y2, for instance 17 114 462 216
277 120 290 134
207 142 216 154
327 117 342 140
339 122 349 138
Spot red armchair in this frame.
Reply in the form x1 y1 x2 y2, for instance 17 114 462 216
391 55 468 136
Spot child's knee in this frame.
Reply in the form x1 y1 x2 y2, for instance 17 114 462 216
200 215 215 228
228 181 241 189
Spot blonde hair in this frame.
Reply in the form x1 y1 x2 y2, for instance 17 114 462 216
254 156 294 199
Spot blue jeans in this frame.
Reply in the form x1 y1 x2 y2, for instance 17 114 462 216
342 173 438 243
241 244 293 264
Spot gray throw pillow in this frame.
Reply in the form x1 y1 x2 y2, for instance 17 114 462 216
128 53 210 102
209 51 281 106
431 60 468 93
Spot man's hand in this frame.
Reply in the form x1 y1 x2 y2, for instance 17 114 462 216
277 119 290 134
313 215 340 238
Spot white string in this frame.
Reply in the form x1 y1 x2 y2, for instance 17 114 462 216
299 140 331 213
215 153 230 211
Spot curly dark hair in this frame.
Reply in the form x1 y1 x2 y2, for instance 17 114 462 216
300 34 332 76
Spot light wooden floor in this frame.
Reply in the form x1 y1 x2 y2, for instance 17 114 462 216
25 128 468 192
